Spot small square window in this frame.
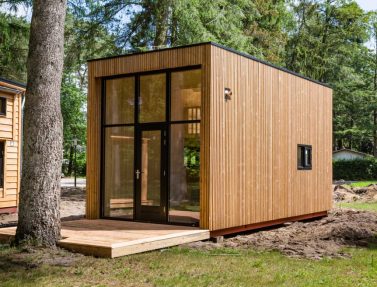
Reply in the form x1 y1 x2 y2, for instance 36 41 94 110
0 98 6 116
298 145 312 170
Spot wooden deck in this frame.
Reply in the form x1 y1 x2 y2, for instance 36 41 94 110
0 219 210 258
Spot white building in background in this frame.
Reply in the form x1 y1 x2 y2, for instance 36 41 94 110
333 148 370 161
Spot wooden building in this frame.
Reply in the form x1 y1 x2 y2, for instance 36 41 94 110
87 42 332 236
0 78 24 214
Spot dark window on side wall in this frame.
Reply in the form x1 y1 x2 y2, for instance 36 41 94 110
0 142 4 188
0 98 6 116
298 145 312 170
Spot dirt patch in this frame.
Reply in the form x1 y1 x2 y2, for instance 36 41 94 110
0 186 86 227
0 246 82 272
333 184 377 203
187 209 377 259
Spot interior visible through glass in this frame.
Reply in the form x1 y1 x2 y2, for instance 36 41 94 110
141 130 161 206
171 69 201 121
105 77 135 124
104 127 134 219
139 73 166 123
103 68 201 224
169 124 200 225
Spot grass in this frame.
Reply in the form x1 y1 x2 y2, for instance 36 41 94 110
348 181 377 188
0 244 377 287
337 202 377 212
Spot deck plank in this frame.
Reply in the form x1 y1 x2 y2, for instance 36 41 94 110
0 219 209 258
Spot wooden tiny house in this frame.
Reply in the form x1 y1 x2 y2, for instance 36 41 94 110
87 42 332 236
0 78 24 214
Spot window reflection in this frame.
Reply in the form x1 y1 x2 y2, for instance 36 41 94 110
169 124 200 225
140 73 166 123
171 69 201 122
106 77 135 124
104 127 134 219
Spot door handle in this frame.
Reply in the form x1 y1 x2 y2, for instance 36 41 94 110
136 169 141 179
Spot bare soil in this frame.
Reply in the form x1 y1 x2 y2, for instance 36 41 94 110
187 184 377 259
333 183 377 203
0 186 85 227
186 209 377 259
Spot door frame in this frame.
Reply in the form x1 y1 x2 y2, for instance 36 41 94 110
134 123 168 222
99 65 202 225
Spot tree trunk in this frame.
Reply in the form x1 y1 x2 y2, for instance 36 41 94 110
15 0 67 246
153 0 171 47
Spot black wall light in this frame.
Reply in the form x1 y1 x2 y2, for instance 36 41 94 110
224 87 232 101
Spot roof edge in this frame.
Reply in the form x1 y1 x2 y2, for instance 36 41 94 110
0 77 26 89
87 41 331 89
333 148 371 157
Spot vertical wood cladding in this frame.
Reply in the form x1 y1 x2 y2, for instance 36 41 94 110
208 45 332 230
87 43 332 231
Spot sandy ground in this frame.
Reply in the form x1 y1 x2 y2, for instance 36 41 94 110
1 183 377 259
0 187 85 227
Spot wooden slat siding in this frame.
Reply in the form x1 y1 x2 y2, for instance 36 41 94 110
16 92 22 208
209 45 332 231
86 44 212 228
0 87 22 210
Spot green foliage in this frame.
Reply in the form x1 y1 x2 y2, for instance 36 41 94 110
2 0 377 177
0 12 29 82
337 202 377 212
61 79 87 176
333 158 377 180
184 137 200 178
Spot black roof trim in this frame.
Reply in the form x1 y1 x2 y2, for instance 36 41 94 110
88 42 331 88
0 77 26 89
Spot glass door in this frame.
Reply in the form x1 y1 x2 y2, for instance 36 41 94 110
135 125 167 222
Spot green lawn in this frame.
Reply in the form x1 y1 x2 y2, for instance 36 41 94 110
337 202 377 212
348 181 377 188
1 244 377 287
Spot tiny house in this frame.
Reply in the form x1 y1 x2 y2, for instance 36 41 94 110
0 78 24 214
86 42 332 236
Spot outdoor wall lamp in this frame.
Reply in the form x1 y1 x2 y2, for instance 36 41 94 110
224 87 232 101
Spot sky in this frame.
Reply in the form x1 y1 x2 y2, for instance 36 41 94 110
356 0 377 11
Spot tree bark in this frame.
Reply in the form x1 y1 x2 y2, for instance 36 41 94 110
15 0 67 246
153 0 171 47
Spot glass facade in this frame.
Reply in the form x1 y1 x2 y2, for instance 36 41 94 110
171 69 201 121
103 68 201 225
141 130 162 206
105 77 135 124
169 124 200 224
139 73 166 123
103 127 134 219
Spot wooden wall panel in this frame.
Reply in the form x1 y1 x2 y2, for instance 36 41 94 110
86 44 212 227
209 45 332 231
0 86 23 210
87 43 332 231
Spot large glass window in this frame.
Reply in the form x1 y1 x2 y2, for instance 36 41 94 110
171 69 201 122
105 77 135 124
104 127 134 219
140 73 166 123
141 130 161 206
169 124 200 225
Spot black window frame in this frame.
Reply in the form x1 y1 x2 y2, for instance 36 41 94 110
297 144 312 170
100 65 202 226
0 97 6 116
